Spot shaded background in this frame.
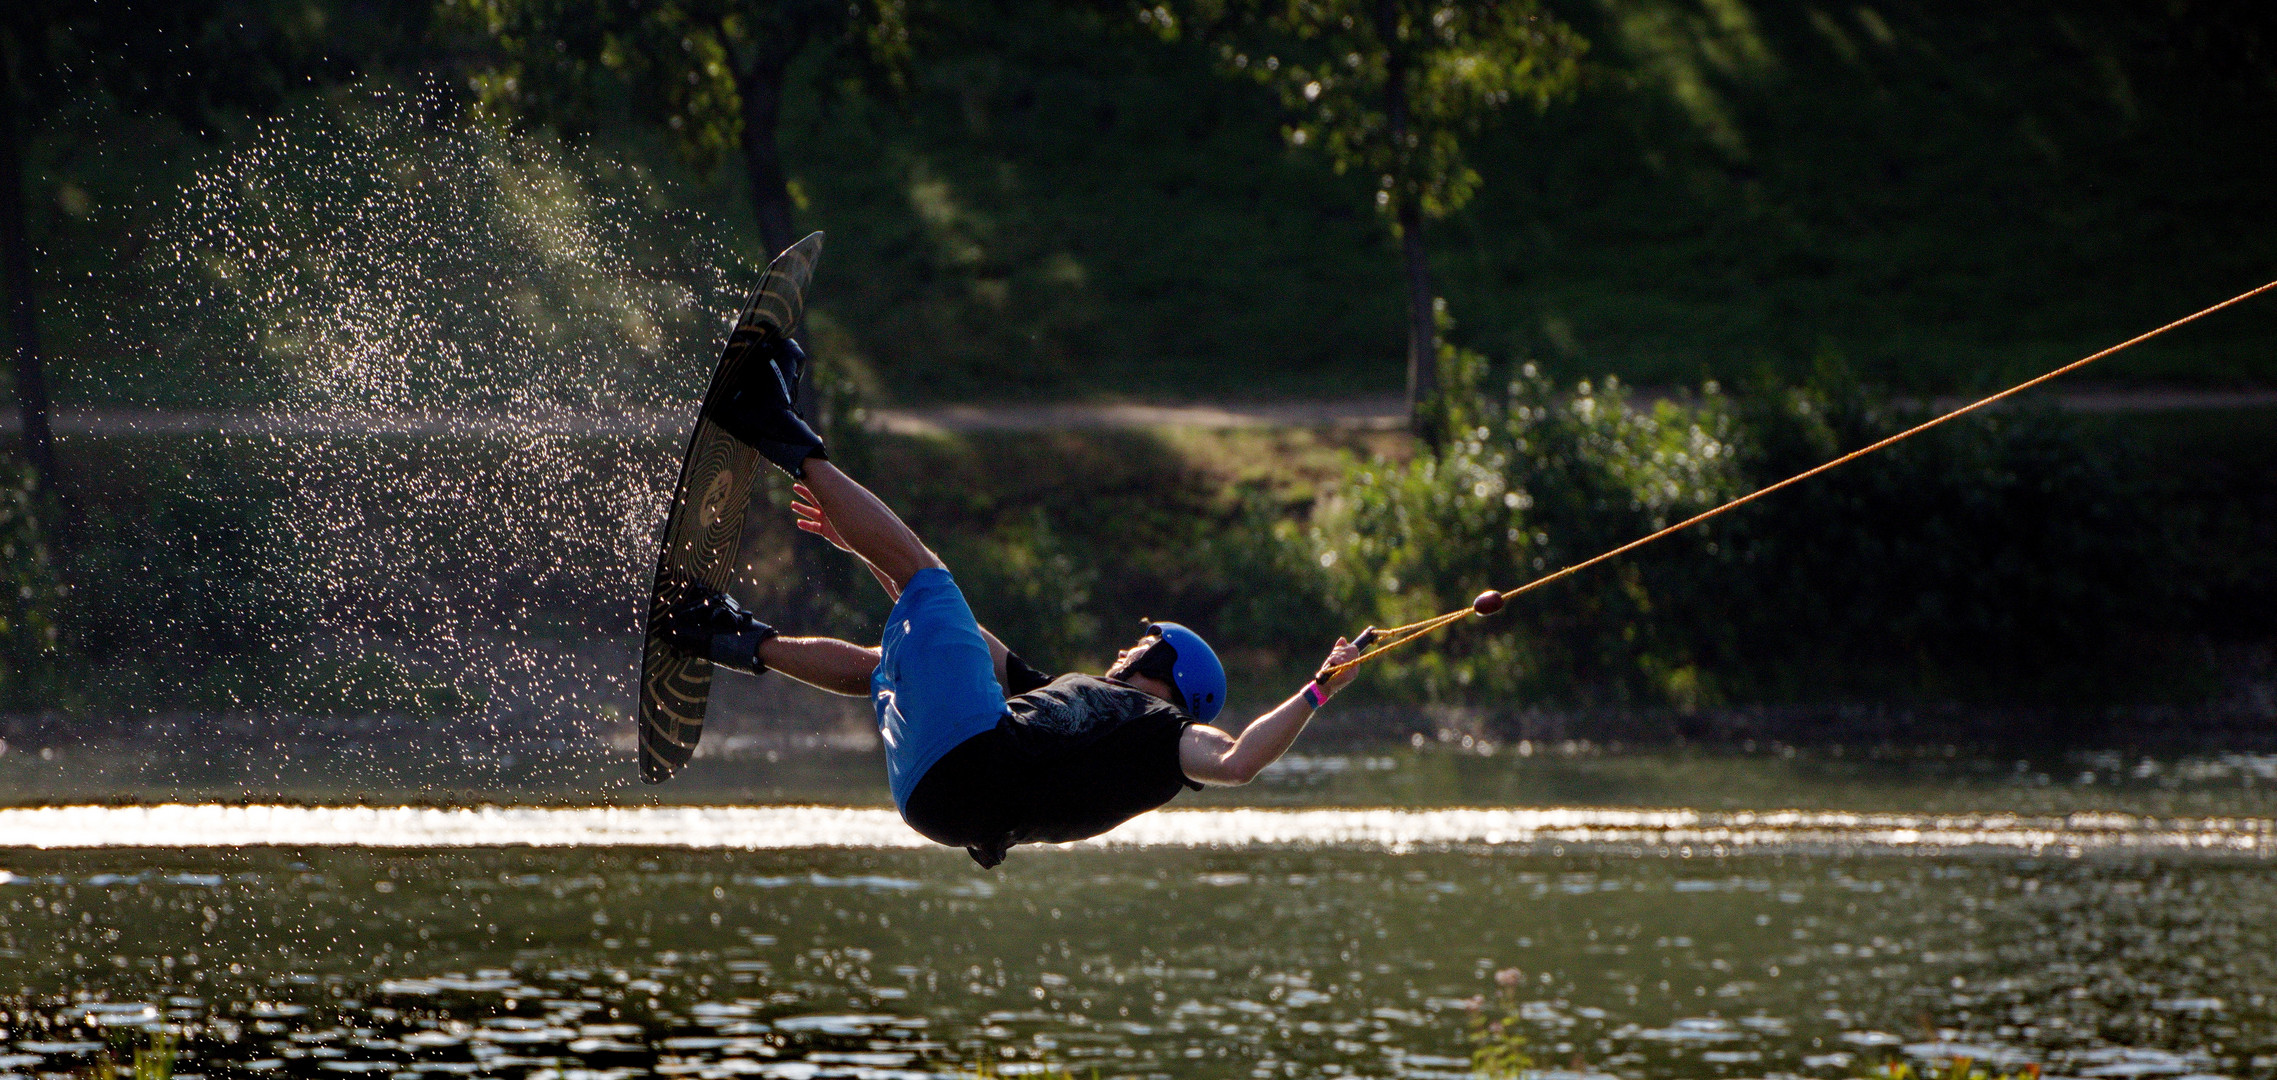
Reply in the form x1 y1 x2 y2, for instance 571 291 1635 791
2 0 2275 797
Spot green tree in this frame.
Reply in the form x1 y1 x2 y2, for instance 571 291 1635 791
1 0 430 496
444 0 909 257
1141 0 1583 442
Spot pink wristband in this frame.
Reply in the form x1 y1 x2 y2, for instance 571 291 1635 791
1303 681 1330 709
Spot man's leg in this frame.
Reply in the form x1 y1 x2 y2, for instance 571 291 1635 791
795 460 945 592
700 329 943 590
657 588 875 694
758 635 879 697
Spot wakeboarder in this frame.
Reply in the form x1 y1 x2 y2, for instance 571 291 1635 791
655 325 1361 868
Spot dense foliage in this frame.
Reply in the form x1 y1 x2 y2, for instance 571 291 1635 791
1311 358 1744 704
1302 342 2197 709
23 1 2277 409
441 0 910 254
8 0 2277 735
23 380 2264 731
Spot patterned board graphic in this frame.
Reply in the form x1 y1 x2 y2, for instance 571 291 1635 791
639 232 825 784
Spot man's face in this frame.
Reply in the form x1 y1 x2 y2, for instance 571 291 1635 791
1107 634 1161 679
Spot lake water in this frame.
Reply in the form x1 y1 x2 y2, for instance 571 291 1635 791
3 806 2273 1080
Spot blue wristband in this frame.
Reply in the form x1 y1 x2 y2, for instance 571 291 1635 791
1303 681 1330 709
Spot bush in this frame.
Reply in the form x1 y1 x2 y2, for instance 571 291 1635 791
1310 347 1746 705
1302 342 2195 711
1697 362 2190 704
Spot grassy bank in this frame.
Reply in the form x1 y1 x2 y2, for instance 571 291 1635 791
12 391 2274 750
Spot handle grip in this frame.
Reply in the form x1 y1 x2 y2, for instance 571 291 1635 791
1314 627 1380 685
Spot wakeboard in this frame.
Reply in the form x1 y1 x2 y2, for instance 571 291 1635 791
638 231 825 783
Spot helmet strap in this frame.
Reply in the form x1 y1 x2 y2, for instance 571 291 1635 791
1127 636 1179 686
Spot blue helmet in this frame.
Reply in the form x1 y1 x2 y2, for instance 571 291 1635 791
1129 621 1227 721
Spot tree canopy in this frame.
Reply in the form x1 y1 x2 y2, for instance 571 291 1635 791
1143 0 1584 439
1 0 430 491
443 0 909 256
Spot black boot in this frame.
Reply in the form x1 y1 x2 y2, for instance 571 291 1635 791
658 582 779 675
705 334 829 478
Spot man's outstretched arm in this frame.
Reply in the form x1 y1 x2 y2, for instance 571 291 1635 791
1178 637 1361 786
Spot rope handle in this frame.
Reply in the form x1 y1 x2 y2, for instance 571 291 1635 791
1315 276 2277 684
1312 627 1379 685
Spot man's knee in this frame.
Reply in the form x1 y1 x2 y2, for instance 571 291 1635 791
888 550 950 592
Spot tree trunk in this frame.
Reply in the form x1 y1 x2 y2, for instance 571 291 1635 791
733 32 812 406
732 30 850 625
1398 200 1438 446
733 32 821 438
1375 0 1439 446
0 75 57 492
735 40 801 260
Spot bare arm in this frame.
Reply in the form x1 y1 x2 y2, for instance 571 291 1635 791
1179 636 1360 786
794 482 1013 688
859 558 901 602
797 461 945 590
977 624 1013 691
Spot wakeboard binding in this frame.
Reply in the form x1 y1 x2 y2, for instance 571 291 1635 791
656 580 779 676
702 334 829 478
637 231 825 784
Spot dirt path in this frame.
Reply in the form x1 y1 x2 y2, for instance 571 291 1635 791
1924 388 2277 413
16 388 2276 438
18 400 1414 438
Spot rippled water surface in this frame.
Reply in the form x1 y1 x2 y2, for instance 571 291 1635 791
4 813 2274 1080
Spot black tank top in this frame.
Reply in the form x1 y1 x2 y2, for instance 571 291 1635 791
904 667 1200 868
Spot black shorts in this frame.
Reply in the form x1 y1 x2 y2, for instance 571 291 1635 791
902 726 1020 868
900 680 1200 870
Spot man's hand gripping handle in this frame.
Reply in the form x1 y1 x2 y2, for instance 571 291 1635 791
1312 628 1378 689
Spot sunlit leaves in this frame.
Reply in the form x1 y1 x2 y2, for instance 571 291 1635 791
1155 0 1585 223
1298 342 2197 708
439 0 908 175
1307 350 1742 702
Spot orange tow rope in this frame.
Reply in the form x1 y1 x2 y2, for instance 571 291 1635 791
1319 277 2277 683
